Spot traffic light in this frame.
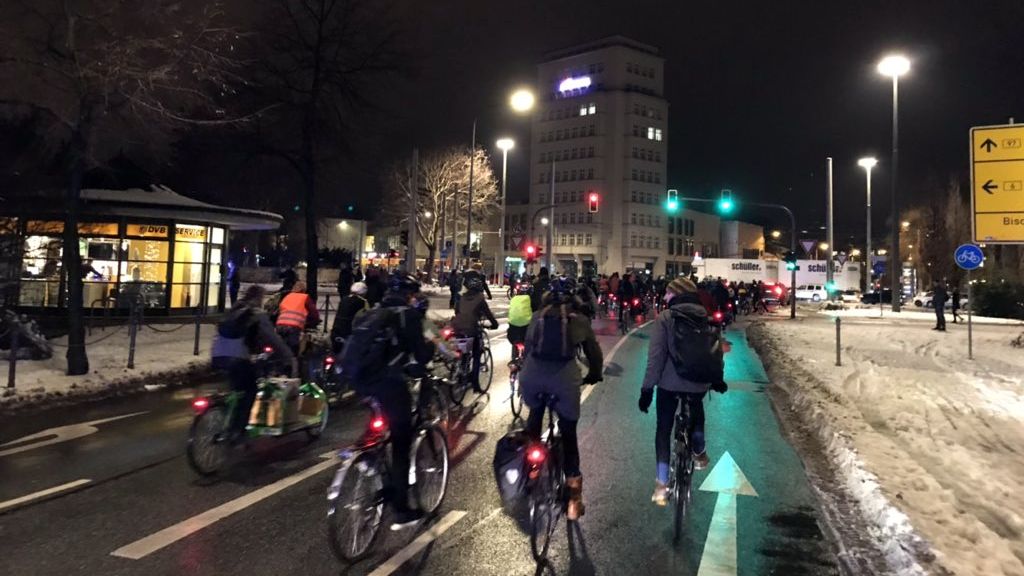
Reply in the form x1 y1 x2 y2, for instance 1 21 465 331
718 189 734 214
588 192 599 213
665 189 679 213
783 250 799 271
825 281 837 292
399 230 409 246
524 243 537 264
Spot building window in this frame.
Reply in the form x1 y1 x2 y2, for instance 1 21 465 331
655 216 660 228
668 218 675 234
588 146 595 157
668 239 675 255
655 128 663 141
647 127 654 140
632 146 638 159
631 212 637 224
587 168 594 179
579 105 587 117
588 125 595 136
631 190 637 202
570 148 577 160
630 233 637 248
588 102 596 115
631 169 638 181
655 173 661 184
585 233 593 246
539 193 547 204
569 213 576 224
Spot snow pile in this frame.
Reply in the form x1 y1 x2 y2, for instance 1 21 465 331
753 316 1024 576
0 323 211 411
825 306 1024 326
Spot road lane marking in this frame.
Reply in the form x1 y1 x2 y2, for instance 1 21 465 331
696 452 758 576
0 412 149 457
368 510 468 576
585 320 652 405
110 458 337 559
0 479 92 512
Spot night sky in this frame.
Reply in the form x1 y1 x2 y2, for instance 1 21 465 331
385 0 1024 240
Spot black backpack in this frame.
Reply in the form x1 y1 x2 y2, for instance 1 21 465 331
338 306 403 392
493 430 530 508
667 309 723 383
217 306 255 339
530 305 574 362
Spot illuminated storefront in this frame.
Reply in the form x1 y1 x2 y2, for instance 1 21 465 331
1 187 281 316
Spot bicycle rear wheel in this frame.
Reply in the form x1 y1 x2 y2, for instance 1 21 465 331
509 372 524 419
478 347 494 393
327 452 384 562
672 448 694 543
413 425 450 515
448 360 468 406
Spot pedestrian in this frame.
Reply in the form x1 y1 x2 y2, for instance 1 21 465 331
364 267 385 306
447 268 462 309
932 280 947 331
227 258 241 305
951 285 962 323
337 263 354 299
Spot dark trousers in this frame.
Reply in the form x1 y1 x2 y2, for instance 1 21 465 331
507 325 527 361
952 308 961 323
375 379 415 511
655 388 706 480
456 332 483 389
449 289 460 309
525 408 580 477
935 307 946 330
229 282 240 306
217 357 258 434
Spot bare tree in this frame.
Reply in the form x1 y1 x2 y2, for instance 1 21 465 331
0 1 253 374
248 0 404 297
382 147 499 280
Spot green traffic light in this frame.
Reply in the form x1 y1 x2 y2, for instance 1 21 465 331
665 199 679 212
718 199 734 213
786 262 797 271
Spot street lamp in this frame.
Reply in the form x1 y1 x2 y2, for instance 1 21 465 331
858 156 877 292
510 89 535 113
878 53 910 311
495 137 515 284
541 217 550 226
770 230 782 239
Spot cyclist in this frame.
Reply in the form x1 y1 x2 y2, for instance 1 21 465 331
638 277 727 506
463 262 493 299
520 276 604 521
211 285 296 444
351 273 436 529
275 281 321 356
507 282 533 361
330 281 369 353
451 273 499 393
617 272 638 325
530 266 551 312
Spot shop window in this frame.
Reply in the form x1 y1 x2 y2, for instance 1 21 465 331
19 234 63 307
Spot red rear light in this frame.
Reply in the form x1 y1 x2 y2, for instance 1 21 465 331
192 397 210 413
515 343 525 353
713 311 723 321
774 286 783 296
370 416 386 432
441 328 453 339
263 345 273 354
324 355 334 365
526 445 546 465
632 298 639 306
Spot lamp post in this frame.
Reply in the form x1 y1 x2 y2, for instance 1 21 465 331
858 157 878 293
495 137 515 285
878 54 910 312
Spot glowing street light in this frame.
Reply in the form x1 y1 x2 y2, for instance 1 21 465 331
877 55 911 77
819 242 829 251
858 156 878 291
540 217 550 226
878 53 911 312
509 89 536 113
770 230 782 239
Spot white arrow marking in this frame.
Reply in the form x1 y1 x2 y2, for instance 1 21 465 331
696 451 758 576
0 411 149 457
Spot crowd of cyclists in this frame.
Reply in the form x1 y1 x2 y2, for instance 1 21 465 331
211 261 776 552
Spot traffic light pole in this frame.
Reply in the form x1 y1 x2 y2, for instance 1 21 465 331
677 196 797 319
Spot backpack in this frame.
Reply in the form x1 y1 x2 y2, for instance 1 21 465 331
508 295 533 327
217 306 256 339
667 309 723 383
530 305 574 362
337 306 404 392
263 291 285 321
493 430 530 508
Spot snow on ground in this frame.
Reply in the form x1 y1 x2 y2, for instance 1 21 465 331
0 323 210 410
754 314 1024 576
819 304 1024 326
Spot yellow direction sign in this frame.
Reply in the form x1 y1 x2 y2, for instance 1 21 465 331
971 124 1024 243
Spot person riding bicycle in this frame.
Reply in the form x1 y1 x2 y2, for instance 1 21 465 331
507 282 533 362
211 285 297 444
638 277 727 506
275 281 321 356
530 267 551 312
463 262 493 300
520 276 603 521
349 273 436 529
452 273 499 393
330 281 369 353
575 277 598 320
617 272 639 324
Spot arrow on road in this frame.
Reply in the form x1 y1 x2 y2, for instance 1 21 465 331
980 138 998 153
696 451 759 576
982 179 998 195
0 412 148 457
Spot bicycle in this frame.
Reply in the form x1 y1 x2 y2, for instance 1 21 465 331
326 380 450 563
508 343 525 419
525 393 566 562
668 399 697 543
440 326 494 405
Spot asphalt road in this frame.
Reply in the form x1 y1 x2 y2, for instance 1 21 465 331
0 311 841 576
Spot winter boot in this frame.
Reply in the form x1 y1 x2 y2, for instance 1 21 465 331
566 476 585 521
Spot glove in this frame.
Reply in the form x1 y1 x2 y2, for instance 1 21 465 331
489 322 499 330
582 372 602 385
711 381 728 394
638 388 653 413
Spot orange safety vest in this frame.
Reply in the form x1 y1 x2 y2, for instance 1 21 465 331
276 293 309 329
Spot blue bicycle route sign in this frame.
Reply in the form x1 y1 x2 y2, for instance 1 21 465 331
954 244 984 270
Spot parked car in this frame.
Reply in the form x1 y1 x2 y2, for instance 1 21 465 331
840 289 862 303
860 289 893 304
923 294 969 309
912 291 932 307
795 284 828 302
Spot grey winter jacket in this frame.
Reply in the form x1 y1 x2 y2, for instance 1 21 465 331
211 305 294 363
641 298 713 394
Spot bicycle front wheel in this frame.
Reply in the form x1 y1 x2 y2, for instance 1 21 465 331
186 406 229 477
509 372 524 419
478 347 494 393
448 360 468 406
327 453 384 562
673 449 694 544
413 425 450 515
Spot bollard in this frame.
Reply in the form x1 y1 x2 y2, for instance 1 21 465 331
322 294 331 334
835 316 842 366
193 306 201 356
127 302 139 369
7 319 18 389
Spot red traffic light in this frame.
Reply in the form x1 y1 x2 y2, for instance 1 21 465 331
589 192 599 202
588 192 599 213
525 244 536 256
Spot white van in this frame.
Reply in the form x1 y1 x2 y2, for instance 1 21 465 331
795 284 828 302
